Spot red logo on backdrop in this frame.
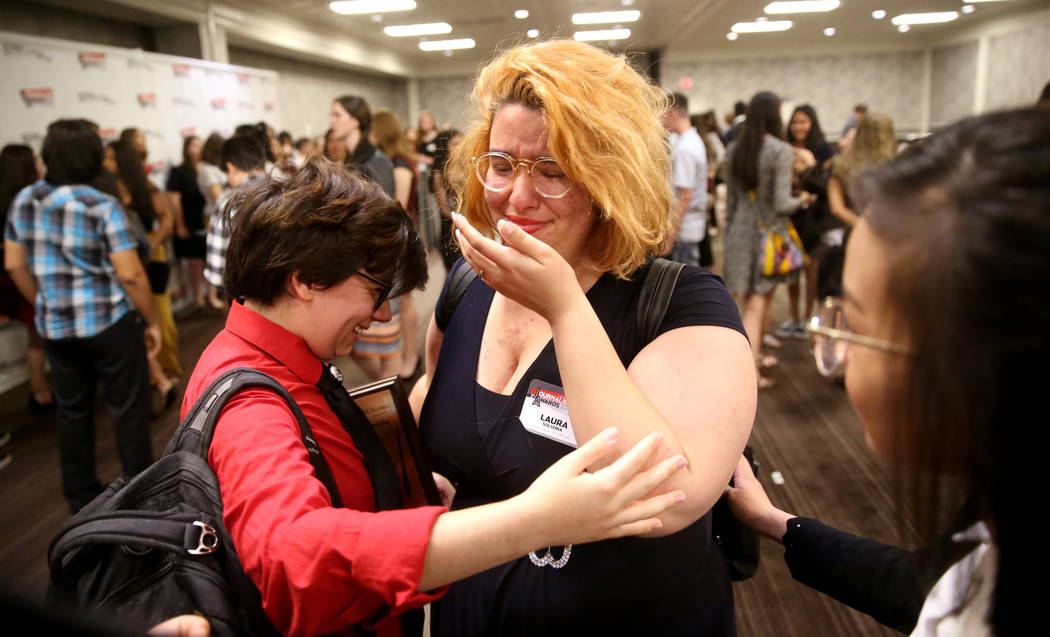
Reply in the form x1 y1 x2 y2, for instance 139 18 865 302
78 52 106 69
237 73 251 85
98 128 118 142
678 77 694 90
20 87 54 106
137 93 157 107
210 97 227 110
173 64 191 77
264 101 275 112
180 127 196 138
150 160 166 174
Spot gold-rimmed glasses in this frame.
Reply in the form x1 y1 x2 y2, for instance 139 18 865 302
471 152 573 199
806 296 913 377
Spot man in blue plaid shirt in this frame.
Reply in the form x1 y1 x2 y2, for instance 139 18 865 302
4 119 161 513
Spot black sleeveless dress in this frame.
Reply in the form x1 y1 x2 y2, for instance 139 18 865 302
420 259 746 637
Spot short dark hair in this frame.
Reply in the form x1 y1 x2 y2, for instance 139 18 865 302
1038 79 1050 106
334 95 372 133
294 137 311 151
222 156 427 305
221 135 266 173
42 119 103 186
733 101 746 116
278 131 293 144
234 123 273 162
854 103 868 114
669 92 688 116
853 107 1050 637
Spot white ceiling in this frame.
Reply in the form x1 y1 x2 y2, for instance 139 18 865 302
30 0 1050 75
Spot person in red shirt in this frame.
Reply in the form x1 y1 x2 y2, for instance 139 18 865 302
181 156 688 637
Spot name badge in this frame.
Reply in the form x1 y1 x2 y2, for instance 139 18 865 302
519 379 577 448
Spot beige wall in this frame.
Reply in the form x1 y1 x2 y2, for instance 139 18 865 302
931 42 978 129
227 46 409 140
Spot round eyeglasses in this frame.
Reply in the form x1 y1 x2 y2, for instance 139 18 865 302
471 152 573 199
806 296 913 378
354 270 393 312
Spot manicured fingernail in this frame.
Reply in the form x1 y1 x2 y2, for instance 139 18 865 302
652 432 663 443
498 219 513 235
675 456 688 469
652 520 663 530
674 492 686 503
602 427 619 442
454 228 462 241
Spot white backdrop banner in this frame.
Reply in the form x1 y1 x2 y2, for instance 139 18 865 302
0 30 279 174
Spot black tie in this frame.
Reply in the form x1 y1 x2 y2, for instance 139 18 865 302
315 365 404 511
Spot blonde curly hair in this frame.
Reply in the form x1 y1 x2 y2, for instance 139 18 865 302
451 40 674 278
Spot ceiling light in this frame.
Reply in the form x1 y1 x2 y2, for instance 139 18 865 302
967 0 1010 3
622 0 634 5
764 1 839 14
573 28 631 41
961 5 975 14
892 12 958 26
329 0 415 15
419 38 476 51
515 10 529 19
384 23 452 37
898 24 910 32
527 29 539 38
731 20 793 33
872 10 886 19
370 14 382 22
726 32 739 41
823 27 836 36
572 10 641 25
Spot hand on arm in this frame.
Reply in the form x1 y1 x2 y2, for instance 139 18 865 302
109 248 161 356
418 428 686 590
724 455 794 542
167 191 190 239
451 213 756 534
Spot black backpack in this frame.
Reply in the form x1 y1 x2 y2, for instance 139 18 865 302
46 368 343 637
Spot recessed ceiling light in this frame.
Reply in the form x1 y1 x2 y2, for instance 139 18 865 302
731 20 793 33
892 12 958 26
622 0 635 5
872 9 886 19
967 0 1010 3
764 1 839 15
573 28 631 41
329 0 415 15
419 38 476 51
384 23 452 37
444 50 453 57
961 5 975 14
823 27 836 36
898 24 910 32
527 29 540 38
726 32 739 41
756 16 768 22
370 14 382 23
572 10 641 25
515 10 529 19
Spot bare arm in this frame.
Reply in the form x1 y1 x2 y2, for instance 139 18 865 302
393 166 413 211
150 190 174 248
167 191 190 239
418 429 685 590
3 239 36 303
408 315 445 421
663 187 693 254
453 214 756 535
772 144 803 216
827 177 859 226
110 248 161 355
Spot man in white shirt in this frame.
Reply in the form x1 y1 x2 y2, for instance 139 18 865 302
663 92 708 267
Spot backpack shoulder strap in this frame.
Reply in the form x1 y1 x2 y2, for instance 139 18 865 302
636 258 686 346
166 367 344 508
435 261 479 332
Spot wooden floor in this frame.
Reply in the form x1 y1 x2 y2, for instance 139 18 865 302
0 256 903 636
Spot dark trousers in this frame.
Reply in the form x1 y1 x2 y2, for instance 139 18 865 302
44 312 154 513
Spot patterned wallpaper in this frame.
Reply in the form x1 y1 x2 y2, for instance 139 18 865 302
227 47 409 140
931 42 978 128
985 21 1050 111
416 75 479 132
663 50 927 135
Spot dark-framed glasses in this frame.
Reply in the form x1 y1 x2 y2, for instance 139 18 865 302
471 152 573 199
355 271 393 312
806 296 913 377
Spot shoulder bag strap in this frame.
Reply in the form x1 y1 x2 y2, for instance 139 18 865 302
635 258 685 345
435 262 479 332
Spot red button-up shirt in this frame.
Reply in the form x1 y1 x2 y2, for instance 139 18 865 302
181 301 446 637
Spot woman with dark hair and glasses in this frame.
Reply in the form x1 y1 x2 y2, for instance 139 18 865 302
180 155 688 637
727 108 1049 636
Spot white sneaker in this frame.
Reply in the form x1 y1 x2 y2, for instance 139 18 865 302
774 320 799 339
